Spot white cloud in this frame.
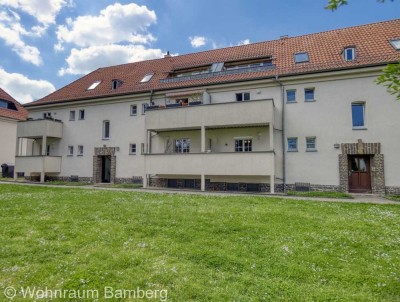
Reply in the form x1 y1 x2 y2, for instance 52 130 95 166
0 68 55 104
0 10 42 65
0 0 71 25
189 36 207 48
56 3 156 48
238 39 250 45
58 44 164 76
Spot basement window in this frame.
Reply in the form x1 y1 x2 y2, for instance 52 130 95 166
87 81 101 90
390 39 400 50
140 73 154 83
294 52 309 63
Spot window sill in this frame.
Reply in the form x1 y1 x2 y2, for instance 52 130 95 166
102 138 110 140
78 119 85 121
306 149 318 152
69 119 75 121
129 153 137 155
287 149 298 152
77 154 83 157
352 127 367 130
286 101 297 104
130 114 137 116
305 99 316 102
67 155 73 157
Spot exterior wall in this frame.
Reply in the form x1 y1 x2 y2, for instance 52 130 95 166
0 118 17 165
284 73 400 189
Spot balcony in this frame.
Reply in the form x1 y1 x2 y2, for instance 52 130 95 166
145 152 274 176
15 156 62 174
17 118 63 139
145 99 274 131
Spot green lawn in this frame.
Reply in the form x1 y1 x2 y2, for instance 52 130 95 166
386 195 400 202
0 184 399 301
287 191 353 199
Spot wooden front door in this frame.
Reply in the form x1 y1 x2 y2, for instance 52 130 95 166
348 156 371 193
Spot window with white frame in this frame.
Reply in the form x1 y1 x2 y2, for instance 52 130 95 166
43 112 52 119
78 145 84 156
294 52 309 63
304 88 315 102
140 73 154 83
344 47 356 61
286 90 296 103
306 137 317 151
175 139 190 153
68 145 74 156
352 102 365 128
130 104 137 116
235 138 252 152
79 110 85 120
235 92 250 101
87 81 101 90
287 138 298 152
390 39 400 50
129 143 137 155
69 110 75 121
103 120 110 139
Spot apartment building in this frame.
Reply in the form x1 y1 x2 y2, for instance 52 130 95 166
0 88 27 172
15 19 400 194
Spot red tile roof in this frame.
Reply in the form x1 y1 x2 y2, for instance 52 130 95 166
0 88 28 120
28 19 400 107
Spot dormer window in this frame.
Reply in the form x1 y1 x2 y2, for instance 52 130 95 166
87 81 101 90
112 79 123 90
390 39 400 50
344 47 356 61
0 99 17 111
294 52 309 63
140 73 154 83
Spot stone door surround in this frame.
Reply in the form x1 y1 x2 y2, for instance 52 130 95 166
93 145 116 183
339 139 385 194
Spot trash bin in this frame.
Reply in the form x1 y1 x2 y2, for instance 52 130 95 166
1 164 8 178
7 165 14 178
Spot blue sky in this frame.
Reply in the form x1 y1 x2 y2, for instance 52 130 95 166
0 0 399 103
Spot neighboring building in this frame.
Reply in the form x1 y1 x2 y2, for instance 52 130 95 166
16 19 400 194
0 88 28 173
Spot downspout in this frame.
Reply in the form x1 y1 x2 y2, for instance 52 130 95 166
150 89 154 105
273 75 286 193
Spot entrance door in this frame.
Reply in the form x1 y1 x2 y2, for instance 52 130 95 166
101 156 111 183
348 156 371 193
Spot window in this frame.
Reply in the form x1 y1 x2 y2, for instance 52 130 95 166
79 110 85 120
69 110 75 121
130 104 137 116
287 138 298 152
129 143 137 155
235 139 252 152
352 103 365 128
306 137 317 151
304 88 315 102
294 52 309 63
87 81 101 90
140 74 154 83
68 146 74 156
0 100 7 108
142 103 148 114
344 47 356 61
112 79 123 90
78 145 84 156
175 139 190 153
286 90 296 103
43 112 52 119
103 120 110 139
390 39 400 50
236 92 250 102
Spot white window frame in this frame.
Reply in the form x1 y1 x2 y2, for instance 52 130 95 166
304 88 315 102
140 73 154 83
79 109 85 120
130 104 137 116
43 112 52 119
235 92 250 102
306 137 317 151
67 145 74 156
344 47 356 61
87 81 101 90
294 52 309 63
389 39 400 50
351 102 366 129
77 145 84 156
287 137 298 152
286 89 296 103
69 110 75 121
129 143 137 155
234 138 253 152
103 120 110 140
175 138 190 153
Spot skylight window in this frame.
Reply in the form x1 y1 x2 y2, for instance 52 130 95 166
294 52 309 63
390 39 400 50
87 81 101 90
140 73 154 83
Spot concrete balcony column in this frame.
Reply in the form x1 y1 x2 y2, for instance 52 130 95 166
201 174 205 191
201 126 206 153
269 123 273 150
270 175 275 194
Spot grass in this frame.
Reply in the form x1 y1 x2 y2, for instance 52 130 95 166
287 190 354 199
0 184 399 301
96 183 143 189
44 180 91 186
385 195 400 202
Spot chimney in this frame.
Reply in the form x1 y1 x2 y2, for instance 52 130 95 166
164 51 171 58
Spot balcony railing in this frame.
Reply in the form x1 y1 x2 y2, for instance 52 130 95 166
15 156 62 174
17 118 63 138
145 99 274 130
145 151 274 176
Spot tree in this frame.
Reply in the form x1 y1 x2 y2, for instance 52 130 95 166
326 0 399 100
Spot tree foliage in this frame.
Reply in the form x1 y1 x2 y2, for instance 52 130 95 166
326 0 399 100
